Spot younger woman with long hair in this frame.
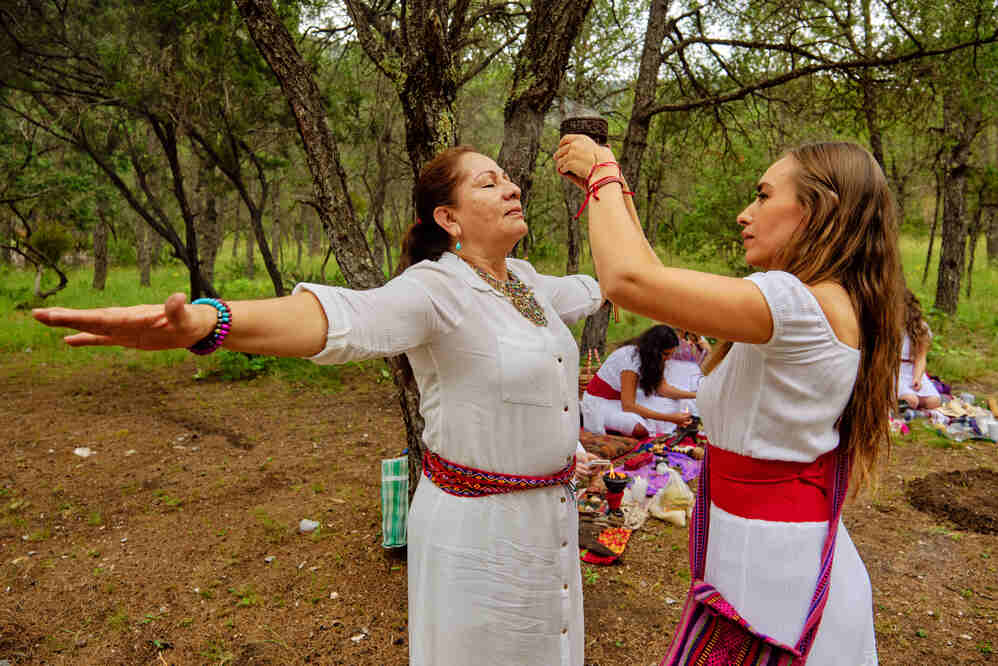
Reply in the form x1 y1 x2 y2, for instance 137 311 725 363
898 288 941 410
580 325 694 438
557 138 900 664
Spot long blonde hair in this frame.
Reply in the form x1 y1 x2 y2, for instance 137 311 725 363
704 142 902 494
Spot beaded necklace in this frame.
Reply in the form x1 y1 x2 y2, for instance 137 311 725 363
468 263 548 327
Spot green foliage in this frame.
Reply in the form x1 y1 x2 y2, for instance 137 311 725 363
29 221 75 264
210 351 279 381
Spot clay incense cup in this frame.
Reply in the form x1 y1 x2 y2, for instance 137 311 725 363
602 472 629 512
559 116 609 146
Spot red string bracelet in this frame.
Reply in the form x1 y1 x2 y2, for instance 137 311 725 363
574 176 634 219
587 161 621 184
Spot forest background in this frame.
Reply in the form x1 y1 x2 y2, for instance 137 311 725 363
2 0 996 473
1 1 997 664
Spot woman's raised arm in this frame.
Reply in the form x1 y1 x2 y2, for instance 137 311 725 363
33 291 329 358
555 136 774 344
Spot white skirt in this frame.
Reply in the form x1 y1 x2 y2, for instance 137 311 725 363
407 477 583 666
897 362 940 398
580 392 680 436
704 504 878 665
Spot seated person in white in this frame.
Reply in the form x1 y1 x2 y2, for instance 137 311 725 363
898 288 941 410
581 325 693 438
664 329 711 416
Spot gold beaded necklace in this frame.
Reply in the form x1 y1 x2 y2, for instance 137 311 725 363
464 260 548 327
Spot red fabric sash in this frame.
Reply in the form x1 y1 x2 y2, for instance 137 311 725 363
585 373 621 400
708 444 835 522
423 449 575 497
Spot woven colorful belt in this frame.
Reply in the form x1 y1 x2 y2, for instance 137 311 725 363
422 449 575 497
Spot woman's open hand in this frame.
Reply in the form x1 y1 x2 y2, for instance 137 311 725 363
33 293 216 351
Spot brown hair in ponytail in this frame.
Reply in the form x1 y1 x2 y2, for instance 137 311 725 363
398 145 477 271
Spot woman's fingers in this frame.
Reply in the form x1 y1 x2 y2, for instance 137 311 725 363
63 332 115 347
33 300 185 349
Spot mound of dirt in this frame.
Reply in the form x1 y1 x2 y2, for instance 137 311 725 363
906 467 998 534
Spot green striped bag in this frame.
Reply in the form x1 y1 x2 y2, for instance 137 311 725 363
380 456 409 548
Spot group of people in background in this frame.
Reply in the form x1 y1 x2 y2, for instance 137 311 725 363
35 135 907 665
580 324 708 438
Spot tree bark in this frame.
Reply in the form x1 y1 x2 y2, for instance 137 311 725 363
563 180 584 274
923 167 942 284
934 87 982 315
92 197 110 290
135 214 153 287
197 163 223 286
986 208 997 263
244 204 256 280
0 215 11 265
580 301 612 358
619 0 672 191
235 0 425 491
497 0 595 213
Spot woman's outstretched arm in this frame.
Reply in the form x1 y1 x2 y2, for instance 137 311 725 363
33 291 329 358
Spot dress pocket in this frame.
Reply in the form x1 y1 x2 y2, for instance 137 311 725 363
497 335 556 407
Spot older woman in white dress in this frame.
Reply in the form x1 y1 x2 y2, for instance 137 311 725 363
34 146 602 666
556 138 900 665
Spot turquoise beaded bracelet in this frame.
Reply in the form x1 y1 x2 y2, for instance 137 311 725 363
188 297 232 355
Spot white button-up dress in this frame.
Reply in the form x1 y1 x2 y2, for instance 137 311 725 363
296 252 602 666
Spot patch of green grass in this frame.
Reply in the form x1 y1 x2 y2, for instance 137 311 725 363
106 607 130 632
199 640 235 664
228 585 260 607
28 527 51 542
87 510 104 526
151 489 184 510
582 566 599 585
253 507 288 544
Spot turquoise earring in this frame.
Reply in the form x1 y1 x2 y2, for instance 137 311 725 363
456 241 462 251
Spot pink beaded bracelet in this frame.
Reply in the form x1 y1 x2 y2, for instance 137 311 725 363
188 298 232 355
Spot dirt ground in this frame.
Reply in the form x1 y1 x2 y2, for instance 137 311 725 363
1 357 996 665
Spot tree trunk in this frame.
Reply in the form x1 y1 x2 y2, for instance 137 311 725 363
295 202 305 269
135 215 153 287
985 208 997 263
235 0 424 491
0 215 11 264
270 178 283 273
934 88 982 315
922 167 942 284
197 164 223 286
244 203 256 279
965 204 982 297
308 205 321 257
92 198 110 290
497 0 594 213
580 300 612 358
563 180 583 274
619 0 672 192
